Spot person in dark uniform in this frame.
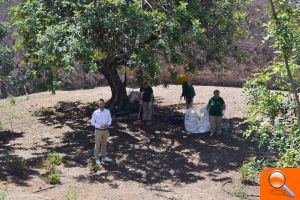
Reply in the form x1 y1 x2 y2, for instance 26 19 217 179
140 80 154 126
207 90 226 136
179 75 196 108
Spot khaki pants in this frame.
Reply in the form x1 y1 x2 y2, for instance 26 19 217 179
209 115 223 134
94 129 109 159
142 102 152 121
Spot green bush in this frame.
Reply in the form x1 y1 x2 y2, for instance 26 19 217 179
65 189 79 200
6 156 27 175
87 160 99 173
0 122 3 130
0 186 8 200
239 157 260 184
278 149 300 168
48 151 63 166
47 169 60 185
43 151 63 170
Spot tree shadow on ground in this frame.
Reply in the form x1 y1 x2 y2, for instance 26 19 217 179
30 100 266 186
0 131 41 186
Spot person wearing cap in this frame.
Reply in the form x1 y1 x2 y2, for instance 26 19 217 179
207 90 226 136
91 99 112 165
179 75 196 108
140 80 154 126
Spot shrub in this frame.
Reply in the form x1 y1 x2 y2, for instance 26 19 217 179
47 169 60 185
278 149 300 168
234 188 248 200
6 156 27 175
0 186 8 200
65 189 79 200
0 121 3 130
43 151 63 170
87 160 100 173
239 157 260 184
48 151 63 166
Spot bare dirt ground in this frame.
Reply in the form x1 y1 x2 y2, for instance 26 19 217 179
0 85 263 200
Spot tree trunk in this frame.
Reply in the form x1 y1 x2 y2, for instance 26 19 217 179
101 64 128 110
283 54 300 130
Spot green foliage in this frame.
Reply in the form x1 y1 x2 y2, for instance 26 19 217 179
47 169 61 185
0 186 8 200
278 148 300 168
0 23 13 78
0 23 6 41
43 151 63 170
239 157 260 184
48 151 63 166
11 0 249 93
65 189 79 200
234 189 248 200
87 160 100 173
6 156 27 175
244 73 298 156
243 0 300 167
0 0 13 80
265 0 300 63
232 51 247 63
0 121 3 130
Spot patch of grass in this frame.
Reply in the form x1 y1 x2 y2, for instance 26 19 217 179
87 160 101 173
234 188 248 200
8 95 16 106
239 157 260 184
65 189 79 200
47 169 60 185
6 156 27 175
0 186 8 200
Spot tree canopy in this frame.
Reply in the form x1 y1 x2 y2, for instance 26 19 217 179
11 0 248 107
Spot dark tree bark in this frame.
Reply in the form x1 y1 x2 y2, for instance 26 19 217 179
101 64 128 110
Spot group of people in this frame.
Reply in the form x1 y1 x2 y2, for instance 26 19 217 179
90 76 226 164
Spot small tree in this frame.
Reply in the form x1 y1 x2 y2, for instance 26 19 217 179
11 0 248 108
268 0 300 129
243 0 300 166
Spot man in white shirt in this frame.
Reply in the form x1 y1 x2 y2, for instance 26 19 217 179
91 99 112 164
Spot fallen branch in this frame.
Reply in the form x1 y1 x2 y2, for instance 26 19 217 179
33 185 55 193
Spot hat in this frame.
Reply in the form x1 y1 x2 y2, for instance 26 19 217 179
178 74 188 83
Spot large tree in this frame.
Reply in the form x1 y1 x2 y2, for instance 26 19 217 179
11 0 247 108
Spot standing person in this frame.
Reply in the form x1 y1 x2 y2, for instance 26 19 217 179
179 75 196 108
140 80 154 126
207 90 226 136
91 99 112 165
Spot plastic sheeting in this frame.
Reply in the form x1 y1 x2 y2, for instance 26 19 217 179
184 106 211 134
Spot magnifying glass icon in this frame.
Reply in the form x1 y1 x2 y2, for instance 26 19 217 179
268 170 296 198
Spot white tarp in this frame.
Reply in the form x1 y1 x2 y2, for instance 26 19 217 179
184 106 211 134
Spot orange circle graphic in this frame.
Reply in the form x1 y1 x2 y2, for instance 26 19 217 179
269 171 285 188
